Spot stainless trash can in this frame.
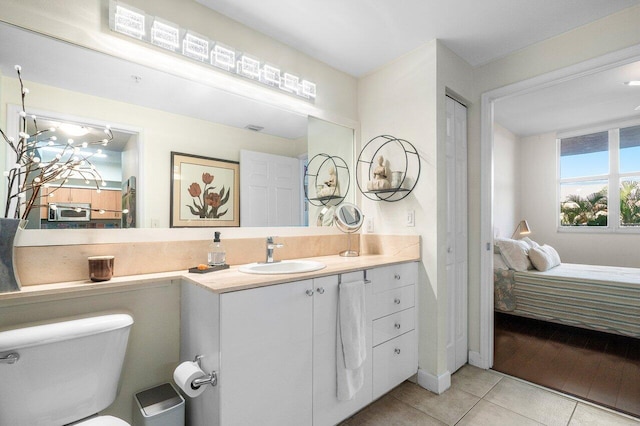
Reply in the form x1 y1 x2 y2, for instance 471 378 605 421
133 383 185 426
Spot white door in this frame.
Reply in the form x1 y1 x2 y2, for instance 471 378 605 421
445 96 468 373
312 273 372 426
240 150 302 227
220 280 313 426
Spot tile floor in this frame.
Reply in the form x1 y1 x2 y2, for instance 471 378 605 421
340 365 640 425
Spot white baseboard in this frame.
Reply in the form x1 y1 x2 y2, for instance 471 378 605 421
468 351 489 369
417 368 451 394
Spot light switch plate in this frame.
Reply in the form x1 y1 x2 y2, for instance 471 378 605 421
406 210 415 227
365 217 374 233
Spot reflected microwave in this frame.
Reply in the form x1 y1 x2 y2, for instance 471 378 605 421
48 203 91 222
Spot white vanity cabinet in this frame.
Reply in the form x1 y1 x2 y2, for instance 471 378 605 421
368 262 418 399
219 272 373 426
219 279 314 426
179 261 417 426
312 272 373 426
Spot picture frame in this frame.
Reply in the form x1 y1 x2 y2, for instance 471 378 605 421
170 151 240 227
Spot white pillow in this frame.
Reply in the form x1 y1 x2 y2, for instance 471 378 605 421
495 238 532 272
521 237 539 249
529 244 562 271
493 253 510 270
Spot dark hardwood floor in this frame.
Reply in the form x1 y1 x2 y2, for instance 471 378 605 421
493 312 640 418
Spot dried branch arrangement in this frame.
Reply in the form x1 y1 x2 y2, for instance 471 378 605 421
1 65 123 220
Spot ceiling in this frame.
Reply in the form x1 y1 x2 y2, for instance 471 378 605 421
495 60 640 137
195 0 640 135
196 0 640 77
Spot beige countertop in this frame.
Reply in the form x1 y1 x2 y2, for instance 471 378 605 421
0 253 419 303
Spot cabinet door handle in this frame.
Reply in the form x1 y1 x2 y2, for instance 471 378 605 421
394 323 401 330
394 274 401 280
306 289 314 297
394 348 401 355
316 287 325 294
394 298 401 305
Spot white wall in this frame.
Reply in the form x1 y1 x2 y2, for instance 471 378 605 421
520 132 640 267
358 40 473 384
493 124 520 238
467 4 640 356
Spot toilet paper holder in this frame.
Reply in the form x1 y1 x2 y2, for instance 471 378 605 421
191 355 217 388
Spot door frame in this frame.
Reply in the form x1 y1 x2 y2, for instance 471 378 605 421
477 43 640 369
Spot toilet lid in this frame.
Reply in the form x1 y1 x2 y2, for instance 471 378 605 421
74 415 130 426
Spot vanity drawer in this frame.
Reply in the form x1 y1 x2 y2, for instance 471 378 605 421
373 307 415 347
369 263 417 294
372 330 417 400
372 285 415 319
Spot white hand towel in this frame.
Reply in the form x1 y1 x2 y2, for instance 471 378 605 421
337 280 366 401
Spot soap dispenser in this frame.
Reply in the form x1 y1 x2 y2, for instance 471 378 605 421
208 232 226 266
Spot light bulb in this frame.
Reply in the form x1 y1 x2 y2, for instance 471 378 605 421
122 209 129 214
82 142 88 148
99 209 106 215
14 65 21 71
67 138 74 144
18 111 26 117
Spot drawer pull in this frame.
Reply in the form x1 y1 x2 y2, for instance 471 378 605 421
394 298 401 305
394 348 401 355
316 287 325 294
394 323 401 330
394 274 401 280
306 289 314 297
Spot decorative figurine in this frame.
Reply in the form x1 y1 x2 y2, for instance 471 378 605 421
367 155 391 191
318 166 340 197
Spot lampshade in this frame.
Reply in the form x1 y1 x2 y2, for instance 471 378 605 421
511 220 531 239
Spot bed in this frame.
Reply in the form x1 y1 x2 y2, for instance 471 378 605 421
494 260 640 339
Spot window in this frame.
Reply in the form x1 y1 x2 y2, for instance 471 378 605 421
558 124 640 230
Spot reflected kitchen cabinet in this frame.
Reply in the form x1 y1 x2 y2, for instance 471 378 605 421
91 190 122 219
40 187 93 218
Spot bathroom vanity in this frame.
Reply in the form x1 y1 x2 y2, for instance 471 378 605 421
180 261 418 426
2 234 420 425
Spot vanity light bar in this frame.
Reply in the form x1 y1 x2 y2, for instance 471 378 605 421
211 43 236 71
108 0 316 100
151 18 180 51
183 32 209 62
113 4 145 39
237 54 261 80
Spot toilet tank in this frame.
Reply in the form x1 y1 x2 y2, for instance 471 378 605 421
0 314 134 426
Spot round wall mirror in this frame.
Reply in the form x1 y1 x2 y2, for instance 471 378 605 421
334 203 364 257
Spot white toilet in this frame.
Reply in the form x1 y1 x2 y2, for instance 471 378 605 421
0 313 134 426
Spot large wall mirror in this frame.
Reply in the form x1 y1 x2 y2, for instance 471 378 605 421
0 22 355 230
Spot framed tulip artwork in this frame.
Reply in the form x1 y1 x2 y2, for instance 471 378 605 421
170 152 240 227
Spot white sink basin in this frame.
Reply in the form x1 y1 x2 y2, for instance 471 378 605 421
238 260 326 275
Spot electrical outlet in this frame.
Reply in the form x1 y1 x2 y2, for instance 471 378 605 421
365 217 374 233
406 210 415 227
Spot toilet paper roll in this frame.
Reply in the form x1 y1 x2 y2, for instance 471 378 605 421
173 361 207 398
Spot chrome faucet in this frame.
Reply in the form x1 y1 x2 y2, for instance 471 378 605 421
265 236 284 263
